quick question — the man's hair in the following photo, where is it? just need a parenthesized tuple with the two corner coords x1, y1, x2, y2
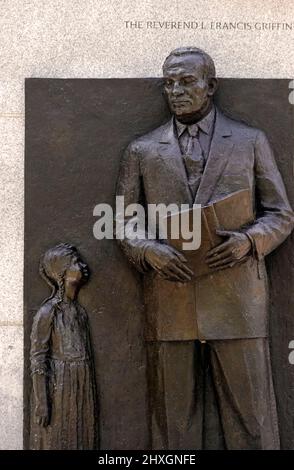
(162, 47, 216, 78)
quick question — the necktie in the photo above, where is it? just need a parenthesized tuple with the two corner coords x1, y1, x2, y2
(183, 124, 204, 199)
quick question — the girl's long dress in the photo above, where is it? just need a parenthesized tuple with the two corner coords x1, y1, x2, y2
(29, 299, 98, 450)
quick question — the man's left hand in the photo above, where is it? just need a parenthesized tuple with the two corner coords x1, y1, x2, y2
(205, 230, 252, 271)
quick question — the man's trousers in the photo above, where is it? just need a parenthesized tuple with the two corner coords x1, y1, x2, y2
(146, 338, 280, 450)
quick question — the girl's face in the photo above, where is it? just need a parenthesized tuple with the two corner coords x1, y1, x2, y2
(64, 253, 89, 285)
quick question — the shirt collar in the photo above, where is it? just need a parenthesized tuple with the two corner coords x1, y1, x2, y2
(175, 105, 215, 138)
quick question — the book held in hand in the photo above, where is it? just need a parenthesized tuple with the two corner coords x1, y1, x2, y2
(164, 189, 254, 278)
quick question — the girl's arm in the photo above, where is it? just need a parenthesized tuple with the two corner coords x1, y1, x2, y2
(30, 302, 55, 427)
(32, 373, 49, 427)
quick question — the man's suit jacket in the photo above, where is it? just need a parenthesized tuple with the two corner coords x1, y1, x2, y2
(116, 107, 294, 341)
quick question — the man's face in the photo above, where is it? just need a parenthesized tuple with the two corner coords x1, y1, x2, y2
(163, 54, 215, 119)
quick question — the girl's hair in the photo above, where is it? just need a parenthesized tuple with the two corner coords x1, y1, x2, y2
(39, 243, 79, 304)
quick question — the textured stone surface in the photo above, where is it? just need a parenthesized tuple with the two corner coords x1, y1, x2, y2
(0, 0, 294, 87)
(0, 326, 23, 449)
(1, 0, 294, 449)
(0, 117, 24, 326)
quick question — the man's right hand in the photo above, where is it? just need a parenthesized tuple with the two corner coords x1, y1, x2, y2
(144, 244, 194, 282)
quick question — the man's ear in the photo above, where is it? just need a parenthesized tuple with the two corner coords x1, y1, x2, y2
(207, 77, 219, 97)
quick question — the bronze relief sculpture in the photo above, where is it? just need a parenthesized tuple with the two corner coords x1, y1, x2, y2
(30, 243, 98, 450)
(116, 47, 294, 449)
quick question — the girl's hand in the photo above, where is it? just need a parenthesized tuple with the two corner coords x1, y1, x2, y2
(34, 402, 50, 427)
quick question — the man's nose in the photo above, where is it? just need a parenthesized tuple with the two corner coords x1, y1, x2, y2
(171, 82, 184, 96)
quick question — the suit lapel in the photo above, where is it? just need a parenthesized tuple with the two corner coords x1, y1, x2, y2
(158, 118, 194, 205)
(195, 109, 234, 206)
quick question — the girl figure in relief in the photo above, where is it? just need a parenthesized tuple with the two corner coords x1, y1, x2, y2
(30, 243, 98, 449)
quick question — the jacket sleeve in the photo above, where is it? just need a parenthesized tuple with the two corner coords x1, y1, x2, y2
(115, 141, 158, 273)
(30, 303, 55, 375)
(245, 130, 294, 260)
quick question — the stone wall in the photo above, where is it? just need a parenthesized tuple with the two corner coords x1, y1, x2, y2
(1, 0, 294, 449)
